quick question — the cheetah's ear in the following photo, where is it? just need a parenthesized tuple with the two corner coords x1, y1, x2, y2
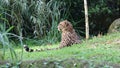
(65, 19, 68, 21)
(64, 20, 69, 26)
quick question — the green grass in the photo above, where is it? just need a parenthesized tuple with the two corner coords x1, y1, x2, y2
(1, 32, 120, 65)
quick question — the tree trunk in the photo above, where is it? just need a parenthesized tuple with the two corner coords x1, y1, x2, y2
(84, 0, 89, 39)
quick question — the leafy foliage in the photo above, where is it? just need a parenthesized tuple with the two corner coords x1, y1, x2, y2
(0, 0, 70, 45)
(0, 0, 119, 43)
(0, 12, 23, 64)
(88, 0, 119, 35)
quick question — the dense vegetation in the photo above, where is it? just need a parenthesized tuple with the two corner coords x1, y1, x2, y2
(0, 0, 120, 67)
(0, 0, 119, 41)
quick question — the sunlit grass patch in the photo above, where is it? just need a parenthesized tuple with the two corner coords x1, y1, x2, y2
(1, 33, 120, 65)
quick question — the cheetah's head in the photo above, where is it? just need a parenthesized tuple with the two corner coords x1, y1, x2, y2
(58, 20, 73, 32)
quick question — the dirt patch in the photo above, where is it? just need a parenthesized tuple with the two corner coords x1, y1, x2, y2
(0, 61, 7, 65)
(113, 39, 120, 45)
(106, 39, 120, 45)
